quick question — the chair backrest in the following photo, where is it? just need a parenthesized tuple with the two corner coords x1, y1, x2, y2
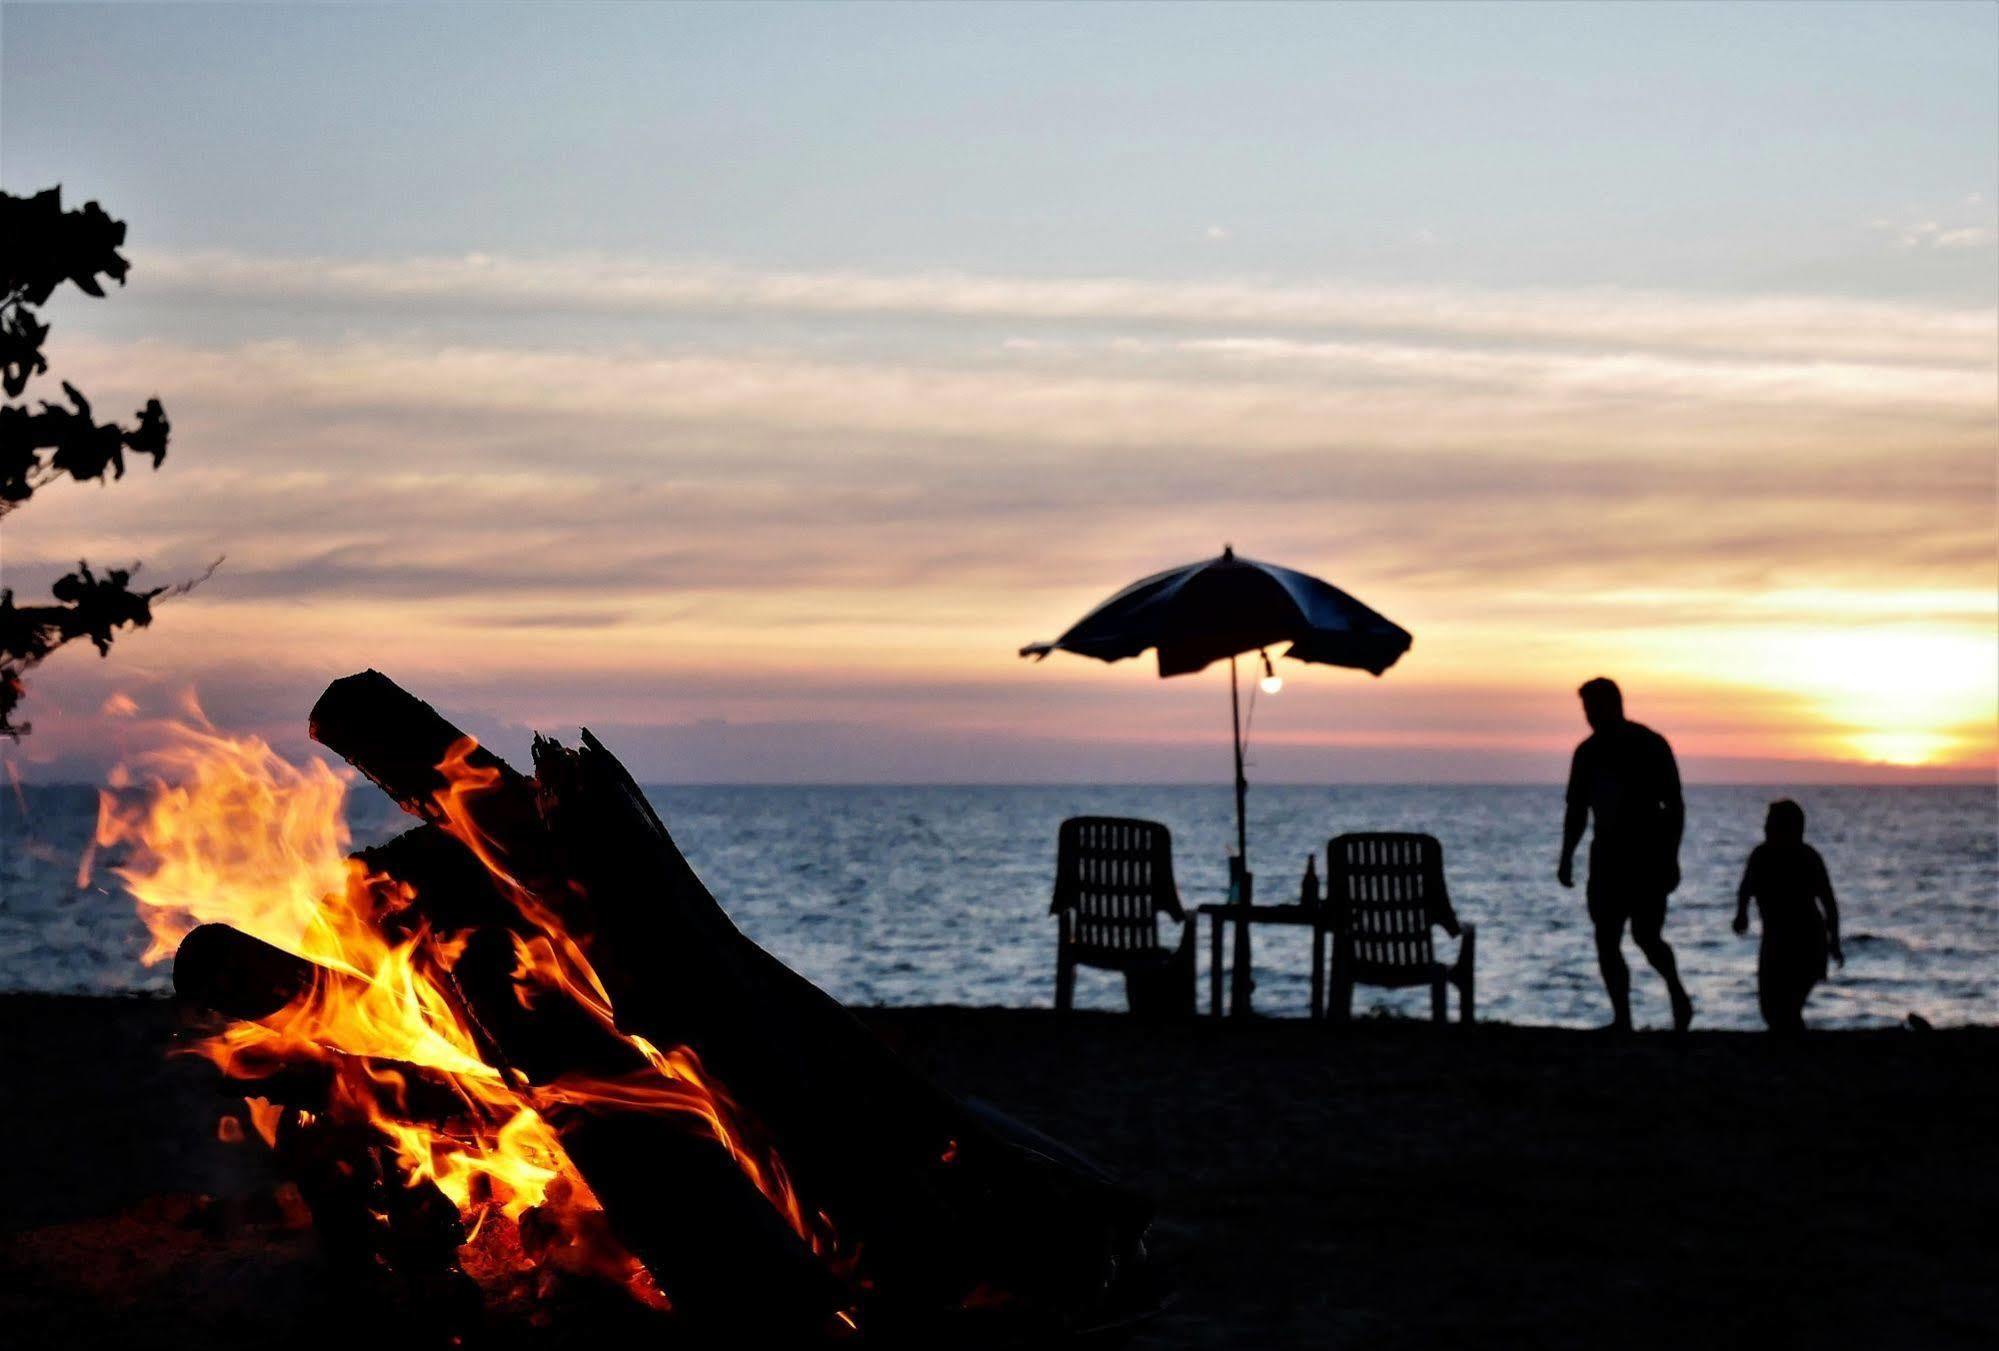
(1327, 832, 1446, 972)
(1053, 816, 1182, 955)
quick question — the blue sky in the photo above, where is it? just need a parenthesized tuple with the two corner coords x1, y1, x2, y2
(11, 2, 1994, 288)
(3, 2, 1995, 782)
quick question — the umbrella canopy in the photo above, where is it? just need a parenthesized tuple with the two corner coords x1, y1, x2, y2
(1020, 546, 1412, 678)
(1020, 546, 1412, 1017)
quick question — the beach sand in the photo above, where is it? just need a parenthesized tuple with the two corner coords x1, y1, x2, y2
(2, 995, 1992, 1348)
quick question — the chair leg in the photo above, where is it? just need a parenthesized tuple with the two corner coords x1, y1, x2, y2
(1330, 934, 1353, 1023)
(1055, 950, 1075, 1012)
(1174, 919, 1197, 1019)
(1457, 924, 1476, 1025)
(1430, 973, 1447, 1024)
(1310, 925, 1327, 1021)
(1208, 912, 1225, 1018)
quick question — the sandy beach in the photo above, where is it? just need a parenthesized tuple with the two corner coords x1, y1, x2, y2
(2, 994, 1992, 1349)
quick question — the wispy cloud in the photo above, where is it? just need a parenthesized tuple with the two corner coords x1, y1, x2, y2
(49, 333, 1996, 468)
(11, 253, 1993, 780)
(1871, 218, 1998, 252)
(135, 250, 1999, 367)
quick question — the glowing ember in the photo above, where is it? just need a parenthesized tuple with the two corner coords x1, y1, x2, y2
(92, 705, 842, 1317)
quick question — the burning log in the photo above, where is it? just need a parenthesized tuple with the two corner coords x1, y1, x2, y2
(312, 692, 853, 1335)
(173, 923, 489, 1340)
(174, 921, 482, 1125)
(175, 928, 845, 1334)
(272, 1103, 483, 1342)
(347, 883, 851, 1337)
(536, 730, 1149, 1314)
(173, 919, 319, 1020)
(356, 825, 622, 1085)
(308, 669, 1151, 1331)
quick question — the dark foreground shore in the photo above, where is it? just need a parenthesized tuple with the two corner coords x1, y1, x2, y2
(2, 995, 1992, 1349)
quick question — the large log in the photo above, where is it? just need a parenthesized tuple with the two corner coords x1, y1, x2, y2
(173, 921, 495, 1127)
(173, 921, 319, 1020)
(356, 824, 629, 1086)
(271, 1104, 483, 1342)
(304, 717, 849, 1335)
(312, 671, 562, 899)
(538, 732, 1147, 1314)
(176, 918, 845, 1335)
(308, 670, 1151, 1330)
(174, 920, 495, 1342)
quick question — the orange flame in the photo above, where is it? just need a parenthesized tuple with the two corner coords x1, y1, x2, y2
(96, 713, 845, 1317)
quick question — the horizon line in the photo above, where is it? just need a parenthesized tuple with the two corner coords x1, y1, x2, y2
(13, 777, 1993, 792)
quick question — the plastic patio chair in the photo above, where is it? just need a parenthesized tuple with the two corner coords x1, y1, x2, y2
(1325, 832, 1475, 1024)
(1052, 816, 1194, 1017)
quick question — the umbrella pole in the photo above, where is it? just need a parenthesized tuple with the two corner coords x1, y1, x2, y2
(1229, 653, 1253, 1016)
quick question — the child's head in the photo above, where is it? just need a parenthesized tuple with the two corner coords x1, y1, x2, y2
(1765, 798, 1806, 844)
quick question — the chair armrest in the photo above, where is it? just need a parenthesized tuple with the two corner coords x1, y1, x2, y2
(1453, 923, 1476, 971)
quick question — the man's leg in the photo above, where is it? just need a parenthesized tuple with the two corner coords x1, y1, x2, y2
(1592, 908, 1633, 1031)
(1631, 903, 1694, 1032)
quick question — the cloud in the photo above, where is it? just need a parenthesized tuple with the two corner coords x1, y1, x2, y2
(1170, 335, 1989, 408)
(11, 318, 1988, 622)
(132, 249, 1998, 367)
(10, 254, 1993, 780)
(1874, 218, 1997, 252)
(46, 333, 1995, 473)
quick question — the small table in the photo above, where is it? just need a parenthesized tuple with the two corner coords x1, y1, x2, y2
(1195, 902, 1334, 1019)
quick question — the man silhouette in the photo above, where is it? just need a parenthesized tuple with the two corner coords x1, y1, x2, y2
(1558, 677, 1693, 1032)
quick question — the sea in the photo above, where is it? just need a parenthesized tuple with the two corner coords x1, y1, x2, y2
(3, 783, 1992, 1030)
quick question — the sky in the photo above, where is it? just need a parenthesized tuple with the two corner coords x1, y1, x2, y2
(2, 1, 1995, 783)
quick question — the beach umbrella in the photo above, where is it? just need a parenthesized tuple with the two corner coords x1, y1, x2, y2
(1021, 545, 1412, 1013)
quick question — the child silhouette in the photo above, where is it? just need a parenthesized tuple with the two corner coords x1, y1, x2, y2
(1733, 799, 1844, 1034)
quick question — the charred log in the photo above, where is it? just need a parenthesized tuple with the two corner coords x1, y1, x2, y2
(353, 825, 617, 1085)
(312, 681, 850, 1336)
(539, 731, 1150, 1318)
(306, 670, 1151, 1330)
(272, 1106, 482, 1343)
(311, 670, 554, 889)
(174, 927, 844, 1335)
(173, 922, 481, 1126)
(173, 921, 318, 1020)
(356, 823, 519, 938)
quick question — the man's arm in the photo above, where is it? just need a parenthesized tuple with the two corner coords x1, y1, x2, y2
(1816, 850, 1843, 966)
(1558, 745, 1587, 887)
(1558, 800, 1587, 887)
(1659, 734, 1685, 892)
(1733, 852, 1755, 935)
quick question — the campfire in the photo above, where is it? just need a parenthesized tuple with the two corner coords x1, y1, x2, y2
(92, 672, 1151, 1341)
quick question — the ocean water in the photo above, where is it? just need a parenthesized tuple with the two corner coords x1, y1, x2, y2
(2, 783, 1992, 1030)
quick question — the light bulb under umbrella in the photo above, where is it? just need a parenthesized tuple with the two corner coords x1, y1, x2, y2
(1259, 649, 1283, 695)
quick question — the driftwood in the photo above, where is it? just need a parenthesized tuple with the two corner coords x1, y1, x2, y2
(307, 670, 1150, 1332)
